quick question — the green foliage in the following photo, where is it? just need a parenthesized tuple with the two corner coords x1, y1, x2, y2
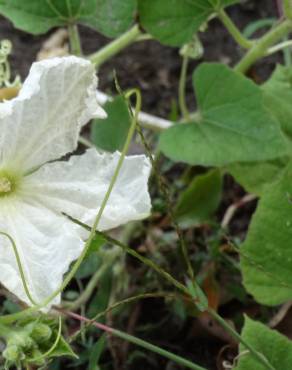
(91, 96, 131, 152)
(2, 319, 76, 369)
(174, 169, 223, 227)
(76, 253, 102, 279)
(49, 336, 77, 359)
(227, 159, 287, 196)
(0, 0, 136, 37)
(160, 63, 287, 166)
(3, 1, 292, 369)
(241, 162, 292, 305)
(226, 64, 292, 195)
(262, 64, 292, 144)
(85, 0, 137, 38)
(88, 334, 107, 370)
(86, 233, 106, 256)
(138, 0, 238, 46)
(235, 316, 292, 370)
(87, 268, 113, 319)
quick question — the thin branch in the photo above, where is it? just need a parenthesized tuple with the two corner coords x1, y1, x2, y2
(96, 90, 173, 131)
(269, 301, 292, 328)
(57, 308, 207, 370)
(221, 194, 257, 229)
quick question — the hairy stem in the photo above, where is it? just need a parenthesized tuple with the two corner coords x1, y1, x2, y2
(179, 55, 190, 119)
(68, 292, 180, 342)
(68, 24, 82, 55)
(235, 19, 292, 73)
(208, 309, 275, 370)
(0, 232, 37, 306)
(59, 309, 207, 370)
(0, 323, 11, 337)
(218, 9, 254, 49)
(90, 25, 141, 68)
(283, 0, 292, 18)
(64, 249, 121, 311)
(267, 38, 292, 54)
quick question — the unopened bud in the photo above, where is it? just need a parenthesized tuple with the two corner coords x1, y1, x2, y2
(31, 323, 52, 343)
(3, 344, 21, 362)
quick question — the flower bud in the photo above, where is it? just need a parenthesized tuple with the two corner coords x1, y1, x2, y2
(31, 323, 52, 343)
(3, 344, 22, 362)
(7, 331, 34, 351)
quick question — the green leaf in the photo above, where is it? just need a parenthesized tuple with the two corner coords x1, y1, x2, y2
(241, 162, 292, 305)
(262, 64, 292, 145)
(159, 63, 287, 166)
(186, 280, 208, 312)
(0, 0, 136, 37)
(82, 0, 137, 38)
(49, 336, 78, 359)
(88, 334, 107, 370)
(138, 0, 237, 46)
(87, 268, 112, 318)
(174, 169, 222, 227)
(76, 253, 102, 279)
(86, 234, 106, 256)
(91, 96, 131, 152)
(0, 0, 89, 34)
(227, 158, 287, 196)
(235, 316, 292, 370)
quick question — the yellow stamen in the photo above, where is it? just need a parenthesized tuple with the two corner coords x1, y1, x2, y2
(0, 177, 11, 193)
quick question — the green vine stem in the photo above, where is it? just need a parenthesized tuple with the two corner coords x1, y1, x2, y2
(0, 322, 11, 337)
(208, 309, 275, 370)
(63, 248, 121, 311)
(69, 292, 180, 342)
(267, 38, 292, 55)
(179, 54, 190, 120)
(89, 25, 141, 68)
(134, 114, 196, 285)
(0, 232, 37, 306)
(235, 19, 292, 73)
(218, 9, 254, 49)
(68, 23, 82, 56)
(59, 309, 207, 370)
(283, 0, 292, 19)
(67, 218, 191, 298)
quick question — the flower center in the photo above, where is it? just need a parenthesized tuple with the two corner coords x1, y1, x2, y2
(0, 176, 12, 195)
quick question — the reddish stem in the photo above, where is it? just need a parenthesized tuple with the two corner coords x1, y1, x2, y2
(56, 307, 114, 334)
(276, 0, 284, 17)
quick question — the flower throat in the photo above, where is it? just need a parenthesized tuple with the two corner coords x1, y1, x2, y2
(0, 176, 12, 196)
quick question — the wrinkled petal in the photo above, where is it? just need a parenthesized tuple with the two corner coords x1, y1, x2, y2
(0, 56, 106, 173)
(21, 149, 152, 231)
(0, 196, 83, 308)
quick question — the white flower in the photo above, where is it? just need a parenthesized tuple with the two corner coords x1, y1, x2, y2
(0, 56, 151, 309)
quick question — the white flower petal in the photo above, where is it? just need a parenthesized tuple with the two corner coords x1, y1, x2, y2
(22, 148, 152, 231)
(0, 197, 83, 309)
(0, 56, 106, 173)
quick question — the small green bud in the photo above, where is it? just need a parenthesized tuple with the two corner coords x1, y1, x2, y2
(28, 347, 46, 366)
(7, 331, 34, 351)
(31, 323, 52, 343)
(3, 344, 22, 362)
(179, 34, 204, 60)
